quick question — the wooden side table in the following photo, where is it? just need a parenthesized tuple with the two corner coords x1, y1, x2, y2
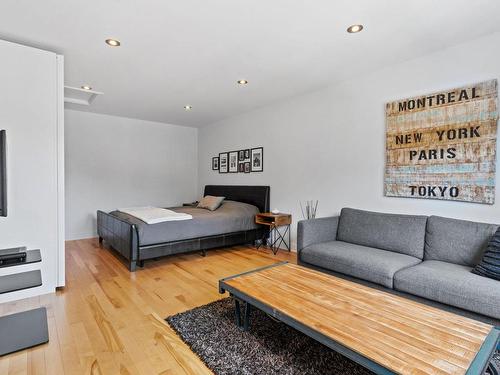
(255, 213, 292, 254)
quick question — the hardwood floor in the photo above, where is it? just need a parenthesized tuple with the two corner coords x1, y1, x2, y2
(0, 239, 295, 375)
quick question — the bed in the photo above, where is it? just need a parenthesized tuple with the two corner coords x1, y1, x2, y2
(97, 185, 270, 271)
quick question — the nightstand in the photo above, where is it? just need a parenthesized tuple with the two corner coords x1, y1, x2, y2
(255, 213, 292, 254)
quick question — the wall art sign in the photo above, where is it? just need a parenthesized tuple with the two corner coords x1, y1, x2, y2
(385, 79, 498, 204)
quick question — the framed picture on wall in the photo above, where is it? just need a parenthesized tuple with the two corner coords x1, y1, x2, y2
(219, 153, 228, 173)
(212, 157, 219, 170)
(244, 162, 251, 173)
(250, 147, 264, 172)
(238, 162, 245, 172)
(229, 151, 238, 173)
(239, 149, 249, 161)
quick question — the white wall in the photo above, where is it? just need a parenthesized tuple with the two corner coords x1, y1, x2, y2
(65, 110, 198, 239)
(0, 40, 64, 302)
(198, 32, 500, 247)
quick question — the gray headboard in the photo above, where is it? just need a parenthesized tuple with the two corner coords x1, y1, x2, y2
(203, 185, 270, 213)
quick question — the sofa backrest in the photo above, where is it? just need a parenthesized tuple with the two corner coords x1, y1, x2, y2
(424, 216, 499, 266)
(337, 208, 427, 259)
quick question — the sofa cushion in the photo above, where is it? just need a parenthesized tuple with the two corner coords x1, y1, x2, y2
(472, 227, 500, 281)
(337, 208, 427, 259)
(300, 240, 421, 288)
(424, 216, 499, 266)
(394, 260, 500, 320)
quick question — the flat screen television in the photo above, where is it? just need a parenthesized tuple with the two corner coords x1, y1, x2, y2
(0, 130, 6, 217)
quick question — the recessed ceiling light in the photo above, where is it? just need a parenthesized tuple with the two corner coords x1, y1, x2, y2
(237, 79, 248, 85)
(347, 24, 363, 33)
(184, 105, 192, 111)
(105, 38, 121, 47)
(81, 85, 92, 91)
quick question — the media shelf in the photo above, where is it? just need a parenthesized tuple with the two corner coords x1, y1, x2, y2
(0, 247, 48, 356)
(0, 270, 42, 294)
(0, 249, 41, 268)
(0, 308, 48, 355)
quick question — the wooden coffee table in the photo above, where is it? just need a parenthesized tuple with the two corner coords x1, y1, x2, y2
(219, 262, 500, 375)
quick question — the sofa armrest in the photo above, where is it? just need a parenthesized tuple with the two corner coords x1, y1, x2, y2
(297, 216, 339, 252)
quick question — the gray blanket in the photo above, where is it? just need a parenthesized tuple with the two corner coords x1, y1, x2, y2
(110, 200, 259, 246)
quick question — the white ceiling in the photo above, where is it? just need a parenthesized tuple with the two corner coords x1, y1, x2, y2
(1, 1, 500, 127)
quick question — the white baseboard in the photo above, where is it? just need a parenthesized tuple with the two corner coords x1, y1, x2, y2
(65, 232, 97, 241)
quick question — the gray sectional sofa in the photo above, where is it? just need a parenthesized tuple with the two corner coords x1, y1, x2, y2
(297, 208, 500, 325)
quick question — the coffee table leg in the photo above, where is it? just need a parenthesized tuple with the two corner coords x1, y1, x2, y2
(232, 297, 252, 331)
(243, 303, 252, 331)
(234, 298, 242, 327)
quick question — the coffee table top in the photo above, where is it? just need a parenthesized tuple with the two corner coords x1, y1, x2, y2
(220, 262, 497, 375)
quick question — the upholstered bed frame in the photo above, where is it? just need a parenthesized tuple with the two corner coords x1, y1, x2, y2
(97, 185, 270, 271)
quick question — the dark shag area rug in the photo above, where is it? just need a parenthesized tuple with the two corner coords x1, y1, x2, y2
(167, 298, 500, 375)
(166, 298, 372, 375)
